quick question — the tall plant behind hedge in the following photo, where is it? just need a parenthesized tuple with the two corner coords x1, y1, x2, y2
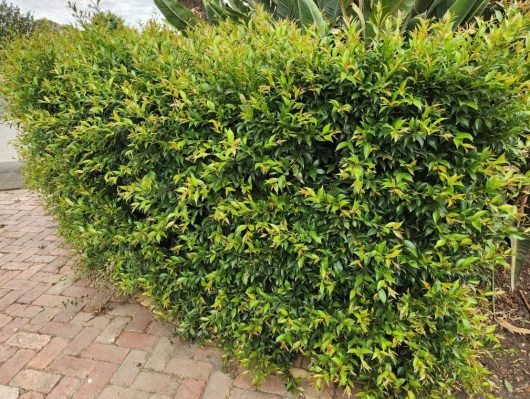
(0, 1, 35, 48)
(1, 8, 529, 398)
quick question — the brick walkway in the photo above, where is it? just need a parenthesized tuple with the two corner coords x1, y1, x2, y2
(0, 190, 348, 399)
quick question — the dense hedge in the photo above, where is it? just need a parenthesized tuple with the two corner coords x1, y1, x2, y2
(1, 9, 529, 398)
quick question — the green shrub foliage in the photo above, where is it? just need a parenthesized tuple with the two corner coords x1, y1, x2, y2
(1, 9, 529, 398)
(0, 1, 34, 48)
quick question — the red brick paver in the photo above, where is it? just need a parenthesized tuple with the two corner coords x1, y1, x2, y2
(0, 190, 348, 398)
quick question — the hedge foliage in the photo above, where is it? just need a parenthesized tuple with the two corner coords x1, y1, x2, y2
(1, 8, 529, 398)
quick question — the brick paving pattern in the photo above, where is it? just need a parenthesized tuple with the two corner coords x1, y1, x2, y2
(0, 190, 352, 398)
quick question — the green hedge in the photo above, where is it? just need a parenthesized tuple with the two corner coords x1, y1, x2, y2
(1, 9, 529, 398)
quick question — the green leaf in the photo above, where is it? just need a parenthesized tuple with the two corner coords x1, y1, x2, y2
(504, 378, 513, 393)
(273, 0, 299, 19)
(379, 0, 415, 18)
(251, 0, 275, 13)
(154, 0, 200, 31)
(225, 0, 249, 13)
(315, 0, 340, 21)
(203, 0, 226, 24)
(297, 0, 326, 30)
(448, 0, 489, 29)
(378, 289, 387, 303)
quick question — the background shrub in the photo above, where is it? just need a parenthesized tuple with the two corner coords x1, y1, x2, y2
(0, 0, 34, 48)
(0, 1, 64, 54)
(1, 9, 529, 398)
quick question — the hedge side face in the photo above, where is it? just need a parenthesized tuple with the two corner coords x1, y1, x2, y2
(1, 11, 529, 398)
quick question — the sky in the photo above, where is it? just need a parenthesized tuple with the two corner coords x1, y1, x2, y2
(11, 0, 159, 25)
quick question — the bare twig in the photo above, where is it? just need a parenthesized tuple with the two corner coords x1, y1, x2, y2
(491, 267, 497, 320)
(519, 290, 530, 315)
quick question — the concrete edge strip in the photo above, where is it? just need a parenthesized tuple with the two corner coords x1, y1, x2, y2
(0, 161, 23, 191)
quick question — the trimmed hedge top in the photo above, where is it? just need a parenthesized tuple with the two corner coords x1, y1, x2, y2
(1, 8, 529, 398)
